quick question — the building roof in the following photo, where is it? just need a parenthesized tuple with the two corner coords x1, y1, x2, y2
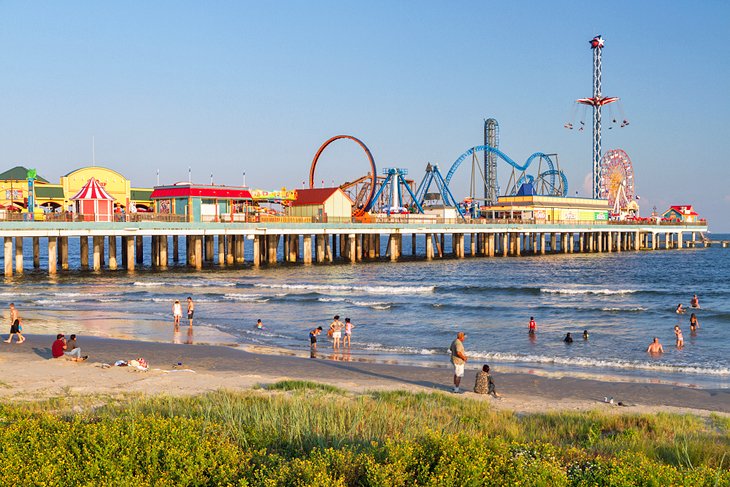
(71, 178, 115, 201)
(35, 185, 65, 199)
(131, 188, 153, 200)
(666, 205, 699, 216)
(150, 183, 252, 200)
(290, 187, 352, 207)
(0, 166, 50, 183)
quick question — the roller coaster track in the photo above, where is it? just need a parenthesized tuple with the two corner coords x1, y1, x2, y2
(445, 145, 568, 197)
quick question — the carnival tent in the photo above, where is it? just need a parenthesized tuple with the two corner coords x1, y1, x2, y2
(71, 177, 115, 222)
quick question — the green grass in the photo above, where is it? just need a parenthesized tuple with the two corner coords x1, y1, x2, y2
(0, 381, 728, 485)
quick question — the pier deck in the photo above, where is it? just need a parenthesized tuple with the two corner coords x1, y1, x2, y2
(0, 220, 710, 276)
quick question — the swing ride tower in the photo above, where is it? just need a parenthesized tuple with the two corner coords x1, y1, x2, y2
(577, 35, 619, 200)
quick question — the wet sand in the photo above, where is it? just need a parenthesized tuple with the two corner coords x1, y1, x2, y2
(1, 334, 728, 415)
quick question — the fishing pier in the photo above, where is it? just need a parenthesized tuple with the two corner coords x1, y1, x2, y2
(0, 219, 709, 276)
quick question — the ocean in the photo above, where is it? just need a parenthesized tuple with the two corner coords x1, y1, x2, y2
(3, 232, 728, 389)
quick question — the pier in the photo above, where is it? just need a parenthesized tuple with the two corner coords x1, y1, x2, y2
(0, 220, 709, 276)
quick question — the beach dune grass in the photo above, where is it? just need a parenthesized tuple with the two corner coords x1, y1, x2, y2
(0, 384, 727, 484)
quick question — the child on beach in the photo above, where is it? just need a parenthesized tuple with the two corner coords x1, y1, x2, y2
(674, 325, 684, 349)
(309, 326, 322, 350)
(329, 315, 344, 350)
(343, 318, 354, 348)
(256, 319, 264, 330)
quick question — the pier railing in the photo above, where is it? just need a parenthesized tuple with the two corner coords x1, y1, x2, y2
(0, 210, 709, 227)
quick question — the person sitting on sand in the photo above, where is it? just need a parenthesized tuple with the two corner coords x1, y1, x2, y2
(674, 325, 684, 349)
(690, 294, 700, 309)
(51, 334, 87, 362)
(689, 313, 699, 332)
(563, 332, 573, 343)
(647, 337, 664, 355)
(676, 303, 685, 314)
(473, 364, 501, 398)
(528, 317, 537, 335)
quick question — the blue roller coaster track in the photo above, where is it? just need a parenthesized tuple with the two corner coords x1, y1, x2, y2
(445, 145, 568, 197)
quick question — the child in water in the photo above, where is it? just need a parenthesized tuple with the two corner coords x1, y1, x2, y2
(256, 319, 264, 330)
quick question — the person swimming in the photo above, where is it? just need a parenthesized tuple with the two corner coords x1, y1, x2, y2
(563, 332, 573, 343)
(676, 303, 686, 314)
(582, 329, 589, 340)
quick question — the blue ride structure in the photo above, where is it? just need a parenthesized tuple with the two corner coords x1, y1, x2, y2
(414, 163, 466, 220)
(444, 145, 568, 198)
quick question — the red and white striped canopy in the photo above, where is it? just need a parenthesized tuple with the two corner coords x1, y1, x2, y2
(70, 177, 115, 201)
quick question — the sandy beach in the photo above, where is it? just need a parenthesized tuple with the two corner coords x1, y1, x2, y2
(0, 334, 727, 416)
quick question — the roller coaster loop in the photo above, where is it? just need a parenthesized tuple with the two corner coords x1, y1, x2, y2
(445, 145, 568, 197)
(309, 135, 377, 217)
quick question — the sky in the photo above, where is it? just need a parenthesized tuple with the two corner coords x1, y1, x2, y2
(1, 1, 728, 231)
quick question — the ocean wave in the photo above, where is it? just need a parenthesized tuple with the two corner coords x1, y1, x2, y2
(360, 343, 441, 355)
(223, 293, 270, 303)
(34, 299, 77, 305)
(255, 283, 435, 295)
(317, 297, 392, 310)
(318, 297, 347, 303)
(133, 281, 165, 287)
(465, 351, 730, 376)
(600, 307, 647, 312)
(455, 285, 541, 296)
(541, 288, 638, 295)
(186, 280, 237, 288)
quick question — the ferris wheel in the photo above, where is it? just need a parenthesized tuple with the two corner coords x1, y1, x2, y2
(600, 149, 635, 213)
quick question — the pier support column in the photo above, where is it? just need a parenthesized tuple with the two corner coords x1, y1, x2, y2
(173, 236, 179, 263)
(125, 236, 135, 271)
(225, 236, 233, 265)
(151, 236, 159, 268)
(236, 236, 246, 264)
(425, 233, 434, 260)
(578, 234, 584, 253)
(540, 233, 546, 255)
(14, 237, 23, 274)
(607, 232, 613, 252)
(92, 236, 102, 271)
(194, 236, 203, 269)
(60, 237, 69, 270)
(79, 237, 89, 269)
(204, 235, 214, 262)
(488, 234, 495, 257)
(470, 233, 476, 256)
(108, 236, 118, 270)
(348, 234, 356, 263)
(411, 234, 417, 256)
(665, 232, 671, 250)
(315, 235, 324, 263)
(160, 236, 168, 269)
(217, 235, 225, 265)
(48, 237, 57, 274)
(135, 236, 143, 265)
(4, 237, 12, 276)
(253, 236, 261, 266)
(634, 231, 640, 250)
(515, 233, 522, 256)
(560, 233, 567, 253)
(677, 232, 683, 249)
(33, 237, 40, 268)
(548, 233, 555, 253)
(267, 235, 278, 264)
(389, 234, 399, 262)
(652, 233, 658, 250)
(502, 234, 508, 257)
(303, 235, 313, 264)
(356, 235, 363, 261)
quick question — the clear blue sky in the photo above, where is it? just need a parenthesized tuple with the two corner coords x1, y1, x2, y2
(1, 1, 728, 230)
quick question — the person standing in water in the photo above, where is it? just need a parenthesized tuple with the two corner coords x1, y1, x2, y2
(647, 337, 664, 355)
(528, 317, 537, 335)
(329, 315, 344, 350)
(689, 313, 700, 332)
(186, 297, 195, 327)
(690, 294, 700, 309)
(172, 300, 182, 329)
(343, 318, 355, 348)
(674, 325, 684, 349)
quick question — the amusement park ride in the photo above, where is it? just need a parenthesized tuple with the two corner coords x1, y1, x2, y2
(305, 35, 636, 221)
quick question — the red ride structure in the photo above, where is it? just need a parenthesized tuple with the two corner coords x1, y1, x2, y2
(308, 135, 377, 217)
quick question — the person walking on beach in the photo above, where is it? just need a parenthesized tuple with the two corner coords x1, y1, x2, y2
(528, 317, 537, 335)
(4, 303, 25, 344)
(343, 318, 354, 348)
(474, 364, 500, 398)
(449, 332, 467, 393)
(172, 300, 182, 329)
(647, 337, 664, 355)
(674, 325, 684, 349)
(329, 315, 344, 350)
(186, 297, 195, 327)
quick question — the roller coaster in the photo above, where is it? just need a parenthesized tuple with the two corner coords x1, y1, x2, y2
(444, 145, 568, 200)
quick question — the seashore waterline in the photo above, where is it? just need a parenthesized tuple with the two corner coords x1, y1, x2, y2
(2, 233, 728, 389)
